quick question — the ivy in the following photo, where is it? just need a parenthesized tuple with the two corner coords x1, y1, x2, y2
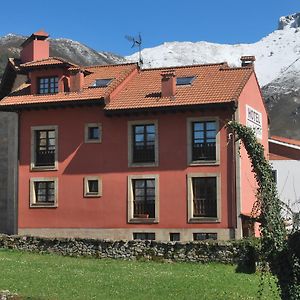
(227, 121, 300, 299)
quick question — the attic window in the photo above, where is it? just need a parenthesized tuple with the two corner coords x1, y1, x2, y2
(90, 78, 113, 88)
(176, 76, 196, 86)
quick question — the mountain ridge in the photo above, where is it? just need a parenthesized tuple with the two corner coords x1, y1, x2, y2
(126, 13, 300, 139)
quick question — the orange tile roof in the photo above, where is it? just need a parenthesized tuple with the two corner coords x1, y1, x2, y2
(270, 136, 300, 147)
(105, 63, 253, 111)
(0, 63, 138, 106)
(20, 57, 78, 68)
(0, 60, 254, 110)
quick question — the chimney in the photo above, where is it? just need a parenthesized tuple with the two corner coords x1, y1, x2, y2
(161, 70, 176, 98)
(20, 30, 49, 63)
(240, 56, 256, 67)
(69, 69, 84, 92)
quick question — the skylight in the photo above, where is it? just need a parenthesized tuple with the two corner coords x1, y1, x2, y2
(90, 78, 113, 88)
(176, 76, 196, 86)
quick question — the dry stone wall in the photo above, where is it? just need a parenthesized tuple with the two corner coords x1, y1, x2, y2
(0, 234, 257, 266)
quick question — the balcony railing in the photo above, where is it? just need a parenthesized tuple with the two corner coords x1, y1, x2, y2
(193, 198, 217, 218)
(36, 149, 55, 166)
(192, 142, 216, 161)
(133, 145, 155, 163)
(134, 200, 155, 218)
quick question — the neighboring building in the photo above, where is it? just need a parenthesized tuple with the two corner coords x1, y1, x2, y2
(0, 31, 268, 241)
(269, 136, 300, 226)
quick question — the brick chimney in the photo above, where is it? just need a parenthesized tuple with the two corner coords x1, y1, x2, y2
(240, 56, 256, 67)
(69, 69, 84, 92)
(20, 30, 50, 63)
(161, 70, 176, 98)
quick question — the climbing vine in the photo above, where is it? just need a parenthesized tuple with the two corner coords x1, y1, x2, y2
(227, 121, 300, 300)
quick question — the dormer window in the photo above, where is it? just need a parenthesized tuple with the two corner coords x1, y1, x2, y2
(90, 78, 113, 88)
(176, 76, 196, 86)
(38, 77, 59, 94)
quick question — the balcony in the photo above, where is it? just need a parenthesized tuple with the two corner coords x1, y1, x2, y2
(192, 142, 216, 161)
(193, 198, 217, 218)
(35, 149, 55, 166)
(133, 145, 155, 163)
(134, 200, 155, 218)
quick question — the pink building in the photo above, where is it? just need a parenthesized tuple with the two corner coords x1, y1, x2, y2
(0, 32, 268, 241)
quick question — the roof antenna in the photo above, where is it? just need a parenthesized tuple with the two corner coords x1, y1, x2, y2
(125, 33, 143, 67)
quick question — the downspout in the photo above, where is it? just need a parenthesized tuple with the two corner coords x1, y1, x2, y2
(233, 104, 243, 239)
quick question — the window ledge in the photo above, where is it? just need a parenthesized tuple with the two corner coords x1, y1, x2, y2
(128, 218, 158, 224)
(31, 166, 58, 172)
(189, 160, 220, 166)
(188, 217, 220, 224)
(84, 194, 101, 198)
(85, 139, 101, 144)
(129, 162, 159, 168)
(30, 204, 57, 208)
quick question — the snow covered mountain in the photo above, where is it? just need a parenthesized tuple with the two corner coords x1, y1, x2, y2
(127, 13, 300, 87)
(0, 34, 125, 78)
(126, 13, 300, 139)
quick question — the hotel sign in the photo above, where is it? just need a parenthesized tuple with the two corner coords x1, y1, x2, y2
(246, 105, 262, 139)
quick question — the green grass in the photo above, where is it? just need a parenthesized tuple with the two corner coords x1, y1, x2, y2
(0, 249, 279, 300)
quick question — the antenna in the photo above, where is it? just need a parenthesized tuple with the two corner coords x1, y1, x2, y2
(125, 33, 143, 66)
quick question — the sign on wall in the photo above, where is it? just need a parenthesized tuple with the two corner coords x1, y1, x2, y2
(246, 105, 262, 139)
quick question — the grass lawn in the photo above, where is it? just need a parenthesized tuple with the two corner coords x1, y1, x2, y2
(0, 249, 279, 300)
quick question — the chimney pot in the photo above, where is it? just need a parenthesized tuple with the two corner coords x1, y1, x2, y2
(240, 56, 256, 67)
(161, 70, 176, 98)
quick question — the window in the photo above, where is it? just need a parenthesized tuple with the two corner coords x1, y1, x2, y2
(90, 78, 113, 87)
(193, 233, 217, 241)
(38, 77, 59, 94)
(84, 177, 102, 197)
(187, 173, 220, 222)
(85, 123, 102, 143)
(128, 175, 159, 223)
(170, 233, 180, 241)
(31, 126, 58, 170)
(133, 232, 155, 240)
(192, 177, 217, 218)
(128, 120, 158, 167)
(176, 76, 196, 86)
(187, 118, 219, 165)
(30, 178, 58, 207)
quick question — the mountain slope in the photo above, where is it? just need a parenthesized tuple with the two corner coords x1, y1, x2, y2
(127, 13, 300, 139)
(0, 34, 125, 78)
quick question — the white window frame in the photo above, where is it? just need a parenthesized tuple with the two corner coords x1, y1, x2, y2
(127, 174, 159, 224)
(187, 173, 221, 223)
(187, 117, 220, 166)
(30, 177, 58, 208)
(128, 120, 159, 167)
(31, 125, 58, 171)
(84, 123, 102, 143)
(84, 176, 102, 198)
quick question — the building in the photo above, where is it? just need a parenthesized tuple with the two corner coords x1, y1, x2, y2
(0, 31, 268, 241)
(269, 136, 300, 227)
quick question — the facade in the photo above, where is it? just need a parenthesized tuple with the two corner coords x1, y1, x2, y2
(269, 136, 300, 225)
(0, 31, 268, 241)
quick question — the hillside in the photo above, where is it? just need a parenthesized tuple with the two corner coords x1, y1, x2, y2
(0, 34, 125, 78)
(127, 13, 300, 139)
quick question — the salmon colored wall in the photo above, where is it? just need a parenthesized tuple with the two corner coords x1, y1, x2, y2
(238, 73, 269, 216)
(18, 106, 236, 230)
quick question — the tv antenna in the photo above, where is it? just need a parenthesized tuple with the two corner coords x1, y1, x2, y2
(125, 33, 143, 66)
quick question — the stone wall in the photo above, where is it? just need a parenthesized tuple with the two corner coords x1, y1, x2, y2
(0, 112, 18, 235)
(0, 234, 258, 266)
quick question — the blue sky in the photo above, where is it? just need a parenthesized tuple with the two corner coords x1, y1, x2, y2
(0, 0, 299, 56)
